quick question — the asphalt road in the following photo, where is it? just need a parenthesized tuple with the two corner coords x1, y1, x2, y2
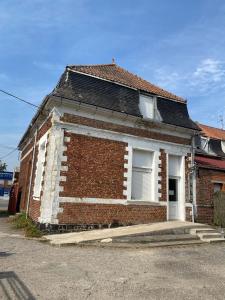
(1, 217, 225, 300)
(0, 198, 8, 211)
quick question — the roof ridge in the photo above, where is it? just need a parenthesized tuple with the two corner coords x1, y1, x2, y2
(68, 63, 116, 68)
(198, 123, 225, 132)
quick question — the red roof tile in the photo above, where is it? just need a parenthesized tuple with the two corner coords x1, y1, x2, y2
(198, 123, 225, 140)
(195, 155, 225, 170)
(67, 63, 185, 103)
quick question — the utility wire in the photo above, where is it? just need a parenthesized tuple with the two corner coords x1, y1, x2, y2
(0, 144, 17, 150)
(0, 148, 18, 160)
(0, 89, 39, 108)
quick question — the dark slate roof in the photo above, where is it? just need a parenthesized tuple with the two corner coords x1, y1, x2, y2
(52, 69, 199, 130)
(157, 97, 199, 130)
(54, 70, 141, 117)
(209, 139, 225, 157)
(68, 63, 185, 103)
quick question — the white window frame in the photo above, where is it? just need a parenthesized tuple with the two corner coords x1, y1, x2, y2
(131, 149, 154, 201)
(33, 134, 47, 199)
(139, 94, 155, 120)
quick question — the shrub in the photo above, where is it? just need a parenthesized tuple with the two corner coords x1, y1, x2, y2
(11, 213, 42, 238)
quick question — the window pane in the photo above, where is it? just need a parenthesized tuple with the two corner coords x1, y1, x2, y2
(132, 149, 153, 168)
(139, 95, 154, 119)
(132, 169, 151, 200)
(214, 183, 222, 193)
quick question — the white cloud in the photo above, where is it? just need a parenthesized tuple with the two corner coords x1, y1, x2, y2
(193, 58, 224, 80)
(151, 58, 225, 97)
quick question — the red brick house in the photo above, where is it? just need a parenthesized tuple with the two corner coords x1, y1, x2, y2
(18, 63, 199, 232)
(194, 123, 225, 224)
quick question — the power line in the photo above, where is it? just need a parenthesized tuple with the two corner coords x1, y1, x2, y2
(0, 89, 39, 108)
(0, 144, 17, 150)
(0, 148, 18, 160)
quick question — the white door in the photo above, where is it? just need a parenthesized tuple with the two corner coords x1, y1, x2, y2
(169, 178, 179, 220)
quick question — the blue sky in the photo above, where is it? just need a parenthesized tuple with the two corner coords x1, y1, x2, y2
(1, 0, 225, 170)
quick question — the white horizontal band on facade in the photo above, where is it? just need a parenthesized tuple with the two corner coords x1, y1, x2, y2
(55, 120, 191, 154)
(57, 104, 192, 139)
(58, 197, 168, 206)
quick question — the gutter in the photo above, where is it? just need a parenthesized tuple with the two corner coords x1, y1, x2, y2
(18, 95, 50, 149)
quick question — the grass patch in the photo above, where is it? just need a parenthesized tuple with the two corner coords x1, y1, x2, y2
(11, 213, 42, 238)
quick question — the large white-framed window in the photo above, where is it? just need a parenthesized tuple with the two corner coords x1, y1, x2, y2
(131, 149, 153, 201)
(139, 94, 154, 120)
(33, 135, 47, 199)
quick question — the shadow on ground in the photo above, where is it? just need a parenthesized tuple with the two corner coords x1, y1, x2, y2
(0, 271, 35, 299)
(0, 252, 14, 258)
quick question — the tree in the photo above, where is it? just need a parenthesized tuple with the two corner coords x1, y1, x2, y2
(0, 160, 7, 172)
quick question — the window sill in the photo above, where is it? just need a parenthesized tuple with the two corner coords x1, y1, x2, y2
(127, 200, 163, 206)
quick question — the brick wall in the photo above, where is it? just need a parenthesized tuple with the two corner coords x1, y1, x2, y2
(196, 167, 225, 224)
(61, 113, 191, 145)
(18, 116, 52, 221)
(28, 199, 41, 222)
(58, 203, 166, 225)
(60, 132, 127, 199)
(18, 150, 33, 211)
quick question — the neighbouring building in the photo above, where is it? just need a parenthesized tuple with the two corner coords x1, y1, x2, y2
(194, 123, 225, 224)
(0, 171, 13, 199)
(18, 63, 199, 232)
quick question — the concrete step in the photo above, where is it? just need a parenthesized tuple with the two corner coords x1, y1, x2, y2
(198, 232, 224, 239)
(202, 237, 225, 243)
(189, 226, 225, 243)
(84, 239, 205, 249)
(190, 228, 214, 235)
(111, 234, 200, 244)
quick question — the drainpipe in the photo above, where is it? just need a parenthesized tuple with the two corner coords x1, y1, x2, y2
(26, 128, 38, 218)
(191, 134, 197, 223)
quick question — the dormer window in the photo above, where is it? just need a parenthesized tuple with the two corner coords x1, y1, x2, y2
(139, 95, 154, 120)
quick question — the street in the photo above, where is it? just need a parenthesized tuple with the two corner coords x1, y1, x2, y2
(1, 217, 225, 300)
(0, 198, 8, 211)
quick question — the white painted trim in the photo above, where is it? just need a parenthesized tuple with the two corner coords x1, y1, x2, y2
(33, 132, 48, 199)
(211, 180, 225, 184)
(57, 105, 193, 139)
(126, 146, 132, 200)
(20, 147, 33, 162)
(55, 121, 191, 153)
(58, 197, 167, 206)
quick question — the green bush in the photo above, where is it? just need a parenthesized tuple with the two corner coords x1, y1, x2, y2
(11, 213, 42, 238)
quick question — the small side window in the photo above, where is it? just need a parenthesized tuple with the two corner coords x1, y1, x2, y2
(139, 95, 154, 119)
(214, 183, 222, 193)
